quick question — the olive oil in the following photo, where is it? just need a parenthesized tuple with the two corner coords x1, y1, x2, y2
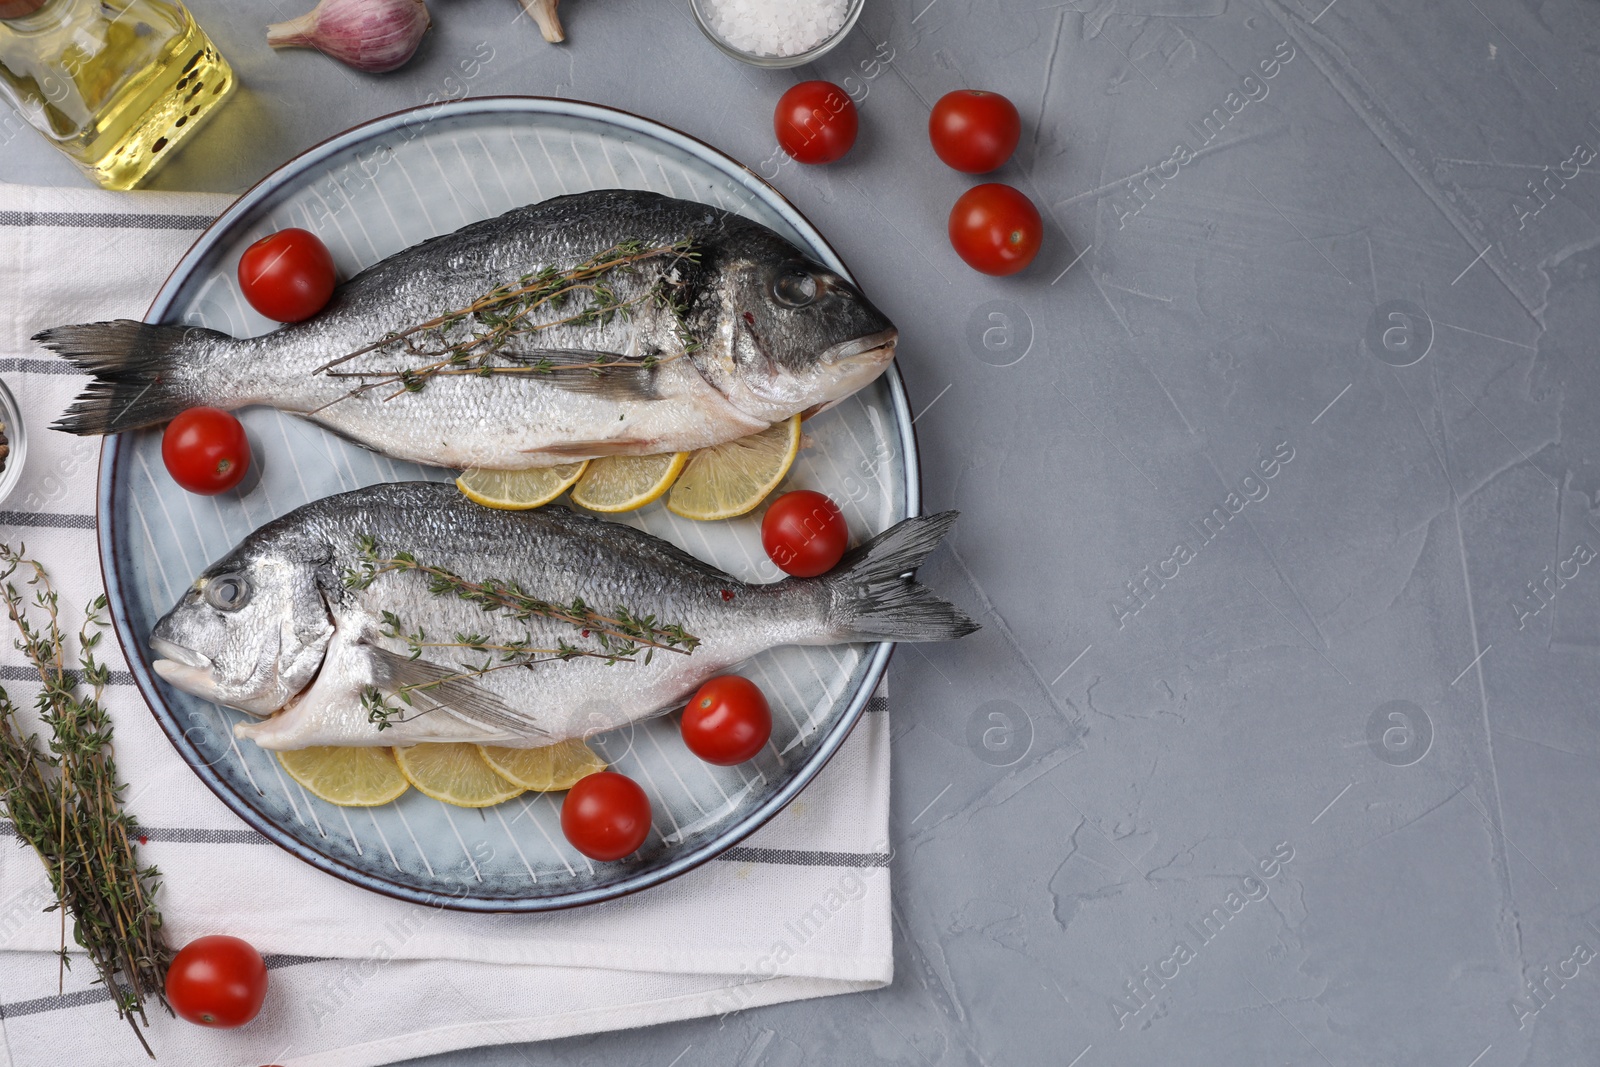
(0, 0, 233, 190)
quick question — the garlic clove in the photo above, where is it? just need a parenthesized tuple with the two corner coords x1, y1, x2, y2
(267, 0, 432, 75)
(516, 0, 564, 44)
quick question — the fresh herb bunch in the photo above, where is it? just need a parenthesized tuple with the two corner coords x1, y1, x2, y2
(0, 547, 169, 1057)
(345, 536, 699, 730)
(313, 238, 701, 406)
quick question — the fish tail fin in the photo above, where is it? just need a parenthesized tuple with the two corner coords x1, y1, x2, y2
(824, 511, 980, 643)
(36, 319, 224, 435)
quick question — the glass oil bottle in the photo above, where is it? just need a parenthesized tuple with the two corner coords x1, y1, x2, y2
(0, 0, 234, 190)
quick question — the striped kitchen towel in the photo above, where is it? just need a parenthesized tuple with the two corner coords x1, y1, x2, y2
(0, 181, 892, 1067)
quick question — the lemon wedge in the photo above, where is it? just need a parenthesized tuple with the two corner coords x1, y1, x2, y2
(456, 462, 588, 510)
(570, 452, 689, 513)
(477, 739, 606, 791)
(667, 414, 802, 521)
(392, 742, 525, 808)
(276, 746, 410, 807)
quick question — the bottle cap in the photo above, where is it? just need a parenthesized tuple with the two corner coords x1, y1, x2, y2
(0, 0, 49, 18)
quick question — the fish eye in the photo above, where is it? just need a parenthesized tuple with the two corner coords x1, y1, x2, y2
(204, 573, 251, 612)
(772, 268, 819, 309)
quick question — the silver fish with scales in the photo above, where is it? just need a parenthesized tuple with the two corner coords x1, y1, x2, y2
(40, 190, 898, 469)
(147, 482, 978, 750)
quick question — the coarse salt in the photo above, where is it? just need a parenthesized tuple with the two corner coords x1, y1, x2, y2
(701, 0, 851, 58)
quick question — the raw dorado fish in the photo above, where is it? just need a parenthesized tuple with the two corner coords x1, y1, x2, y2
(147, 482, 977, 750)
(41, 190, 898, 469)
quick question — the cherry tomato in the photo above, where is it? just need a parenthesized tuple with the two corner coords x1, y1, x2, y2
(774, 81, 858, 165)
(682, 675, 772, 766)
(929, 90, 1021, 173)
(165, 934, 268, 1028)
(948, 184, 1043, 276)
(162, 407, 251, 495)
(761, 490, 848, 577)
(237, 227, 336, 323)
(561, 771, 652, 861)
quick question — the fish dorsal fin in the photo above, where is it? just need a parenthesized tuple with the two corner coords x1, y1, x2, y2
(501, 349, 660, 400)
(365, 644, 554, 741)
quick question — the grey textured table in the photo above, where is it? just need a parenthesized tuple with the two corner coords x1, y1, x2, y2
(7, 0, 1600, 1064)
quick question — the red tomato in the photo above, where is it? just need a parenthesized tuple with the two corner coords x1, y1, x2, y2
(774, 81, 858, 165)
(682, 675, 772, 766)
(165, 934, 268, 1028)
(929, 90, 1021, 173)
(237, 228, 336, 322)
(561, 771, 652, 861)
(948, 184, 1043, 276)
(162, 407, 251, 495)
(761, 490, 848, 577)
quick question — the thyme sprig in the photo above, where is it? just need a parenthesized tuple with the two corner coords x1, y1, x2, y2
(345, 536, 699, 658)
(0, 548, 168, 1058)
(343, 537, 699, 730)
(311, 238, 700, 407)
(361, 687, 406, 731)
(376, 610, 628, 665)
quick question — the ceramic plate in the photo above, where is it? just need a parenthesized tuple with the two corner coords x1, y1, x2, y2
(97, 97, 915, 911)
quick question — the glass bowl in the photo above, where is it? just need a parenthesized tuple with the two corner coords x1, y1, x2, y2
(0, 377, 27, 507)
(689, 0, 866, 68)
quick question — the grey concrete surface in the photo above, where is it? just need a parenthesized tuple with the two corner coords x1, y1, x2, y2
(8, 0, 1600, 1063)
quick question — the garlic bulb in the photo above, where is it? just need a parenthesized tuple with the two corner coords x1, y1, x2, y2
(267, 0, 432, 75)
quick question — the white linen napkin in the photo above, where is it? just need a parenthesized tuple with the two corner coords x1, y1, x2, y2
(0, 181, 892, 1067)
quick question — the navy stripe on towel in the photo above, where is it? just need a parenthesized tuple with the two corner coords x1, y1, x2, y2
(0, 210, 212, 230)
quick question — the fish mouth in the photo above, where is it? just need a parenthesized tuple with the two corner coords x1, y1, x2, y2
(151, 636, 212, 670)
(150, 657, 230, 712)
(821, 328, 898, 367)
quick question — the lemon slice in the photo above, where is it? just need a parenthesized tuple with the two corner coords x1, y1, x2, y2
(667, 414, 803, 521)
(477, 739, 606, 791)
(570, 452, 689, 513)
(276, 746, 410, 807)
(456, 462, 588, 510)
(392, 742, 525, 808)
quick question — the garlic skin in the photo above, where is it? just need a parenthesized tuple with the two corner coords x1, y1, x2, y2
(267, 0, 432, 75)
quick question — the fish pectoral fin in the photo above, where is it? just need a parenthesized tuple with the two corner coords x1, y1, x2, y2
(533, 438, 655, 458)
(503, 348, 660, 401)
(366, 645, 553, 741)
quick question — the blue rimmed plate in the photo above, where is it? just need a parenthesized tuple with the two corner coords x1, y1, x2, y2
(97, 97, 916, 911)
